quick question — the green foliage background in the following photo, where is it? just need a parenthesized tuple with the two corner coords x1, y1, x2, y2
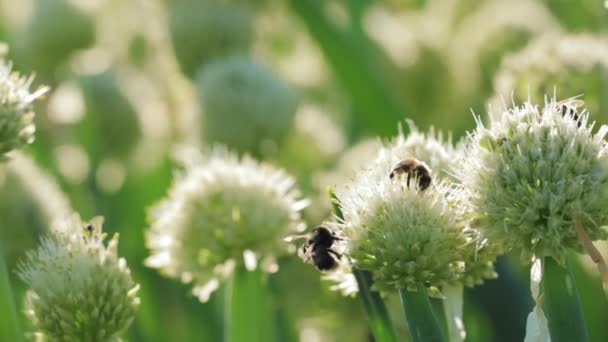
(0, 0, 607, 341)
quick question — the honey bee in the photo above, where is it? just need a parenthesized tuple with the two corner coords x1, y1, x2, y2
(389, 158, 432, 191)
(555, 97, 585, 127)
(298, 226, 343, 271)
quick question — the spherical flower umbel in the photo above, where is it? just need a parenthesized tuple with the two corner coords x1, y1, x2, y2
(0, 60, 48, 159)
(17, 214, 140, 342)
(335, 147, 472, 295)
(459, 97, 608, 262)
(145, 147, 308, 302)
(197, 57, 297, 156)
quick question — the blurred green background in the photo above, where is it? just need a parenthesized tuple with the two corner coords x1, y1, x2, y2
(0, 0, 607, 341)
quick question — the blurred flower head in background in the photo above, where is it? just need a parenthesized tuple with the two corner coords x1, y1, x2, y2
(197, 56, 298, 157)
(169, 0, 253, 78)
(18, 0, 95, 76)
(17, 214, 140, 342)
(145, 146, 308, 302)
(490, 33, 608, 120)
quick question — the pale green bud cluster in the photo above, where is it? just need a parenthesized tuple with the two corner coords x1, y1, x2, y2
(0, 60, 48, 159)
(335, 147, 473, 296)
(459, 97, 608, 262)
(17, 215, 140, 342)
(145, 147, 307, 302)
(197, 56, 297, 156)
(491, 33, 608, 118)
(169, 0, 253, 77)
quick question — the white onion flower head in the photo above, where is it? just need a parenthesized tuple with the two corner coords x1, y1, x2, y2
(490, 33, 608, 119)
(335, 147, 470, 295)
(0, 60, 48, 159)
(197, 56, 297, 156)
(323, 125, 496, 295)
(146, 147, 308, 302)
(459, 97, 608, 262)
(17, 214, 140, 342)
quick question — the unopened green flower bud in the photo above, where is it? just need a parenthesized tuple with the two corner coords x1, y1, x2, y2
(18, 214, 140, 342)
(197, 56, 297, 156)
(145, 147, 307, 302)
(460, 97, 608, 262)
(169, 0, 252, 77)
(0, 60, 48, 159)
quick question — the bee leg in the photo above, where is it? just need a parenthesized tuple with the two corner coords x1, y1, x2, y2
(328, 249, 342, 260)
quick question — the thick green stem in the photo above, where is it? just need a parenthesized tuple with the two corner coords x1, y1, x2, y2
(0, 242, 21, 342)
(543, 256, 589, 342)
(225, 265, 272, 342)
(353, 269, 398, 342)
(329, 189, 396, 341)
(399, 287, 446, 342)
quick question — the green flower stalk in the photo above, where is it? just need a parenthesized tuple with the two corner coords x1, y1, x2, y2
(0, 60, 48, 160)
(196, 57, 298, 156)
(17, 214, 140, 342)
(145, 146, 308, 302)
(490, 33, 608, 119)
(169, 0, 253, 77)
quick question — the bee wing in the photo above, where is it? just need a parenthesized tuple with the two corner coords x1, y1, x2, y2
(283, 233, 308, 243)
(556, 96, 585, 108)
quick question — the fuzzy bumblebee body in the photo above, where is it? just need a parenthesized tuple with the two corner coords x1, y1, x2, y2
(299, 226, 342, 271)
(389, 158, 432, 191)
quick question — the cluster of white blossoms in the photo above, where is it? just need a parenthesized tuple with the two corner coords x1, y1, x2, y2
(0, 59, 48, 159)
(331, 127, 497, 295)
(320, 123, 497, 295)
(17, 214, 140, 342)
(459, 97, 608, 262)
(145, 147, 308, 302)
